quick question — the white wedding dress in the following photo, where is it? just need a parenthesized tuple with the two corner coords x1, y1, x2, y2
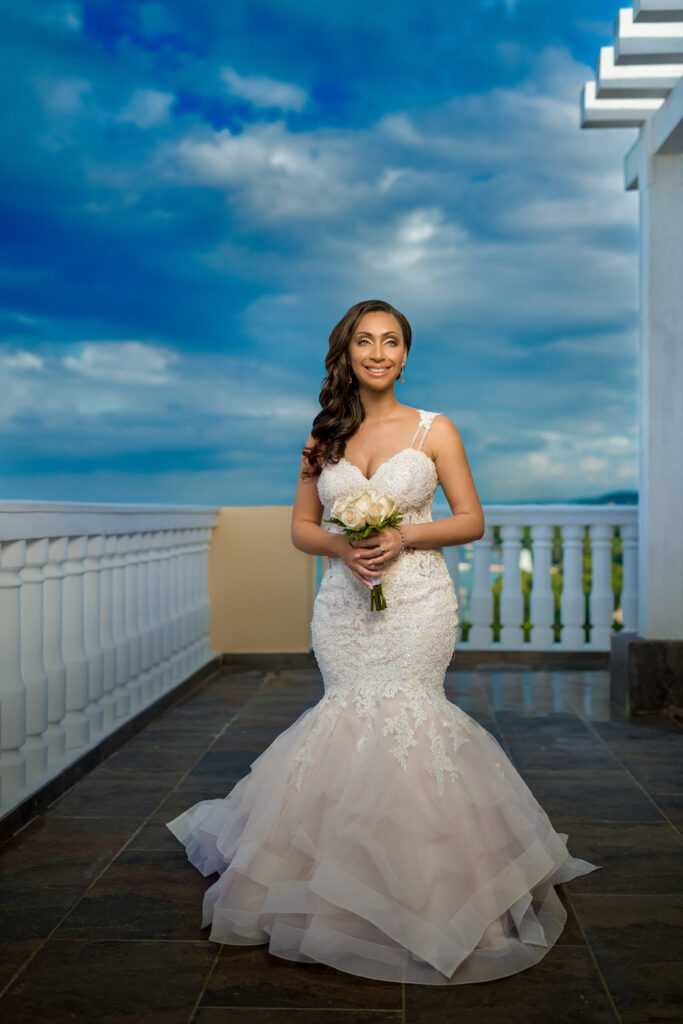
(166, 409, 600, 985)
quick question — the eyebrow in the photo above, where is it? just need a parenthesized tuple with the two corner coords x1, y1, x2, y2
(355, 330, 399, 337)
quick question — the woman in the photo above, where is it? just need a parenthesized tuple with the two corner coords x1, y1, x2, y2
(167, 298, 600, 985)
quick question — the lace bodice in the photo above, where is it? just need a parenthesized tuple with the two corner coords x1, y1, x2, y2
(316, 409, 440, 528)
(300, 410, 483, 796)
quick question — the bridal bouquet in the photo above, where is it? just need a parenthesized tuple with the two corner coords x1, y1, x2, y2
(324, 489, 404, 611)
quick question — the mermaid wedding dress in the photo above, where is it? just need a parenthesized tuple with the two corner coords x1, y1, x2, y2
(166, 409, 600, 985)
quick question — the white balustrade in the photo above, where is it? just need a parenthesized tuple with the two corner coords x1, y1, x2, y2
(0, 501, 219, 818)
(430, 503, 637, 651)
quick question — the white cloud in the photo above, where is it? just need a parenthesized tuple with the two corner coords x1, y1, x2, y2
(35, 76, 91, 114)
(1, 350, 44, 370)
(220, 66, 307, 111)
(63, 341, 178, 384)
(118, 89, 174, 128)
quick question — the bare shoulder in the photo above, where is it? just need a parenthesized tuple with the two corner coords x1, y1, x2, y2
(428, 413, 465, 457)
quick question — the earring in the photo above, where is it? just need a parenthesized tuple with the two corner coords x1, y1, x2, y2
(400, 365, 405, 386)
(348, 373, 353, 384)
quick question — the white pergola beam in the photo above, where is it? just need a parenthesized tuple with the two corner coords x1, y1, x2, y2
(614, 7, 683, 63)
(597, 45, 683, 96)
(581, 80, 664, 127)
(651, 72, 683, 149)
(633, 0, 683, 23)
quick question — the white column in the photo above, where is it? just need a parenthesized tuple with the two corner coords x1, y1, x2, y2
(589, 524, 615, 649)
(19, 538, 49, 780)
(499, 524, 525, 648)
(621, 521, 639, 631)
(560, 524, 586, 648)
(83, 534, 105, 737)
(468, 530, 494, 648)
(61, 535, 90, 749)
(159, 532, 174, 691)
(637, 144, 683, 639)
(529, 524, 556, 650)
(43, 537, 67, 764)
(0, 540, 27, 798)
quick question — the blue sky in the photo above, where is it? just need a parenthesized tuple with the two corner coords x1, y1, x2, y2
(0, 0, 639, 506)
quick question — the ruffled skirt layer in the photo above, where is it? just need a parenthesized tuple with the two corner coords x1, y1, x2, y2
(166, 693, 600, 985)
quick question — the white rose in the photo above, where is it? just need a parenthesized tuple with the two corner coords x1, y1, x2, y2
(331, 496, 349, 520)
(365, 501, 385, 527)
(377, 494, 397, 519)
(340, 503, 367, 530)
(352, 491, 374, 516)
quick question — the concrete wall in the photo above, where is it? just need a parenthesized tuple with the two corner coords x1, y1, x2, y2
(208, 506, 316, 653)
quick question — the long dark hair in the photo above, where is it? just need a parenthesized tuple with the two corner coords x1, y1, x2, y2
(302, 299, 412, 477)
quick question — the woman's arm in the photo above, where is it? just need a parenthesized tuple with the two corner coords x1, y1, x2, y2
(401, 414, 485, 549)
(290, 433, 384, 588)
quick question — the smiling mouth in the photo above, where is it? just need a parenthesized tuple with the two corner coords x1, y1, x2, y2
(365, 366, 392, 376)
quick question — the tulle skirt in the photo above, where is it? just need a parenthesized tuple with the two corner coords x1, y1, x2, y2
(166, 690, 600, 985)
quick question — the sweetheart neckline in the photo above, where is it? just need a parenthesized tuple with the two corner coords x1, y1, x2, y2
(337, 447, 436, 483)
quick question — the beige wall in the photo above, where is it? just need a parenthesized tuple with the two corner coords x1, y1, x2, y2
(209, 505, 317, 653)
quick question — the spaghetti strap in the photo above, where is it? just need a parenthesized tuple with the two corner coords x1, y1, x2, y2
(411, 410, 438, 452)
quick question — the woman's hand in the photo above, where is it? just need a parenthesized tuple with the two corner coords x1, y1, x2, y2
(337, 527, 401, 588)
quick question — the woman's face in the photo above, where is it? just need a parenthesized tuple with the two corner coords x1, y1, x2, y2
(348, 311, 407, 391)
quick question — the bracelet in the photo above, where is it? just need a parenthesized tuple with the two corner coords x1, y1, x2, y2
(394, 524, 406, 554)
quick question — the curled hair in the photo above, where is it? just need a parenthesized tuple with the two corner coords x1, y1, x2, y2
(302, 299, 412, 477)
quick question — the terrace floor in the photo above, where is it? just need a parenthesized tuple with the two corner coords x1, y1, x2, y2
(1, 662, 682, 1024)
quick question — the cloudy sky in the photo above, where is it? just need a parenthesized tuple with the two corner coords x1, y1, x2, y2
(0, 0, 639, 507)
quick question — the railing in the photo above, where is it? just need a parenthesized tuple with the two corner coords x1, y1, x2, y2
(0, 499, 638, 818)
(0, 501, 219, 816)
(433, 503, 638, 650)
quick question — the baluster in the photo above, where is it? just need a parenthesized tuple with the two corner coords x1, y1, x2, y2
(589, 523, 614, 649)
(621, 522, 638, 632)
(99, 536, 118, 728)
(43, 537, 67, 763)
(111, 534, 131, 716)
(0, 540, 27, 798)
(19, 538, 49, 780)
(125, 533, 143, 709)
(529, 524, 555, 650)
(176, 529, 191, 677)
(499, 525, 525, 648)
(199, 526, 212, 660)
(83, 534, 105, 737)
(61, 535, 90, 749)
(560, 524, 585, 648)
(468, 529, 494, 648)
(136, 532, 155, 703)
(147, 531, 164, 696)
(168, 530, 183, 683)
(159, 532, 174, 691)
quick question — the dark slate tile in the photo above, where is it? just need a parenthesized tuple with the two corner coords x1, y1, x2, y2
(194, 1011, 403, 1024)
(403, 945, 616, 1023)
(203, 943, 402, 1009)
(54, 849, 210, 940)
(505, 738, 620, 772)
(46, 769, 181, 818)
(519, 770, 664, 822)
(0, 887, 82, 988)
(618, 756, 683, 796)
(0, 816, 139, 893)
(571, 894, 683, 1024)
(0, 939, 216, 1023)
(551, 819, 683, 895)
(652, 792, 683, 832)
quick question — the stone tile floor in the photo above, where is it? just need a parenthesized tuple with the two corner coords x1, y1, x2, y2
(1, 664, 682, 1024)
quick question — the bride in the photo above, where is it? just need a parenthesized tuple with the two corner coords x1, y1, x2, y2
(166, 298, 600, 985)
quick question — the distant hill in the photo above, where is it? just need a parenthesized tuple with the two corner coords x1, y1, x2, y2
(573, 490, 638, 505)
